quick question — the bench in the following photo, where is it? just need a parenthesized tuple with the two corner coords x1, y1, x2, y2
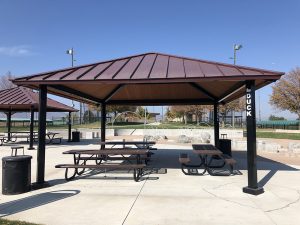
(11, 134, 29, 142)
(178, 153, 203, 175)
(179, 153, 191, 164)
(0, 136, 8, 146)
(51, 137, 62, 144)
(11, 146, 25, 156)
(55, 163, 146, 182)
(75, 155, 151, 164)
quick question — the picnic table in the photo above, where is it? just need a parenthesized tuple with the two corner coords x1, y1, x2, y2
(8, 131, 38, 142)
(1, 131, 62, 144)
(179, 144, 236, 176)
(55, 148, 148, 181)
(100, 140, 156, 149)
(46, 132, 62, 144)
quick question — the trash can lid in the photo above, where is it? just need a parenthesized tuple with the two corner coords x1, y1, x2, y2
(2, 155, 32, 162)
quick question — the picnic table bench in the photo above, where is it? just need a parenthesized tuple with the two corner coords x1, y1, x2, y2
(179, 144, 237, 176)
(0, 136, 8, 146)
(56, 149, 148, 182)
(9, 131, 62, 144)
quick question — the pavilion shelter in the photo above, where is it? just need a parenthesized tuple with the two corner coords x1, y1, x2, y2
(0, 86, 77, 149)
(13, 52, 284, 195)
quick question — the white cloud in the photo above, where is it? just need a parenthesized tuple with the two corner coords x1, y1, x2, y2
(0, 45, 34, 57)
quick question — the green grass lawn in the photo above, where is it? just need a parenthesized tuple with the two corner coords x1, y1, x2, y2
(0, 218, 42, 225)
(256, 131, 300, 140)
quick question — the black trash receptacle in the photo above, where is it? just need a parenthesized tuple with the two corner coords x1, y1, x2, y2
(2, 155, 32, 195)
(219, 139, 232, 156)
(72, 131, 80, 142)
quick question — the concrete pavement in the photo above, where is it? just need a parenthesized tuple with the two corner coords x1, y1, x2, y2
(0, 141, 299, 225)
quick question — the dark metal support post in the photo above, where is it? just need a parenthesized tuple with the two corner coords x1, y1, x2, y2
(213, 103, 219, 148)
(101, 103, 106, 149)
(28, 106, 35, 150)
(68, 112, 72, 142)
(243, 80, 264, 195)
(37, 85, 47, 185)
(7, 110, 12, 141)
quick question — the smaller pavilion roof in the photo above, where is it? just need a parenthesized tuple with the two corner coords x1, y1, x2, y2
(0, 87, 78, 112)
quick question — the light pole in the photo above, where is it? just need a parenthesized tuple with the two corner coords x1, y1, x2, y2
(232, 44, 243, 128)
(233, 44, 242, 65)
(66, 48, 82, 124)
(66, 48, 75, 67)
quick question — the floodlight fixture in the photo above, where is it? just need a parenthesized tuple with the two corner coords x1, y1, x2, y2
(234, 44, 243, 50)
(233, 44, 243, 65)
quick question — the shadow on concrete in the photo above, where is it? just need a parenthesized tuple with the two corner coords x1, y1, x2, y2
(232, 150, 298, 187)
(0, 190, 80, 217)
(147, 148, 299, 187)
(44, 147, 298, 187)
(148, 149, 298, 170)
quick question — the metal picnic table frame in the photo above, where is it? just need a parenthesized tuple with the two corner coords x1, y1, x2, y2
(56, 148, 148, 181)
(180, 144, 234, 176)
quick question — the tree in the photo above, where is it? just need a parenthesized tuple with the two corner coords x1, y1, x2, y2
(165, 107, 176, 120)
(107, 105, 137, 117)
(0, 71, 16, 90)
(83, 110, 95, 123)
(269, 115, 286, 121)
(270, 67, 300, 128)
(169, 106, 189, 124)
(219, 97, 245, 127)
(185, 105, 211, 125)
(136, 106, 147, 117)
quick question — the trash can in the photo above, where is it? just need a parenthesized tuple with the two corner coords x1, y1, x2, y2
(219, 139, 232, 156)
(72, 131, 80, 142)
(2, 155, 32, 195)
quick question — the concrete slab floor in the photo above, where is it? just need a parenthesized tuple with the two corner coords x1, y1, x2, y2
(0, 141, 299, 225)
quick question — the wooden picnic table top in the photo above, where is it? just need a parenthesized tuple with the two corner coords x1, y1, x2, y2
(192, 144, 222, 156)
(100, 141, 156, 145)
(192, 144, 218, 150)
(193, 149, 223, 156)
(63, 149, 149, 155)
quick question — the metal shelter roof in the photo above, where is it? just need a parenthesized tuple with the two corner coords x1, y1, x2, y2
(0, 87, 78, 112)
(13, 52, 284, 105)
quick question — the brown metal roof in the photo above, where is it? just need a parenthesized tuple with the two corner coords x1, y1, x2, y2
(0, 87, 78, 112)
(13, 52, 284, 105)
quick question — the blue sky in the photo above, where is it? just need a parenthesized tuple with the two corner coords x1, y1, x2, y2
(0, 0, 299, 119)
